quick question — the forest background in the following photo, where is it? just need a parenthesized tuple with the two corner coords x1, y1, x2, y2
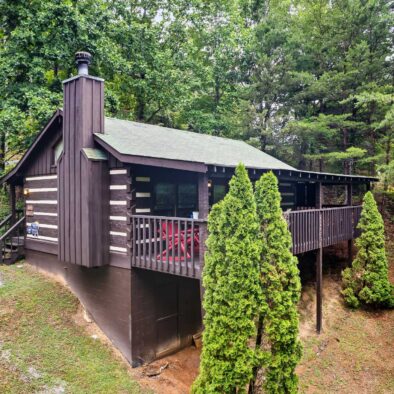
(0, 0, 393, 186)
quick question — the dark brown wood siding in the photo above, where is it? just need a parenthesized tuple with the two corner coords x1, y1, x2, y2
(26, 250, 132, 363)
(130, 269, 202, 365)
(58, 75, 109, 267)
(24, 117, 62, 176)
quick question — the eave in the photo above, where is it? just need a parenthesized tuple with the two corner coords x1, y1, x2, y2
(0, 109, 63, 185)
(93, 134, 208, 173)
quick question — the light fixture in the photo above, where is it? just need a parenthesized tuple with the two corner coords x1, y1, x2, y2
(23, 188, 30, 197)
(208, 180, 212, 188)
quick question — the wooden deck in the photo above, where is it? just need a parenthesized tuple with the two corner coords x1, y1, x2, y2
(286, 206, 362, 255)
(130, 205, 362, 279)
(130, 215, 205, 278)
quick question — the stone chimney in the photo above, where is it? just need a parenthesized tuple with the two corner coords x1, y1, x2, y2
(58, 52, 109, 267)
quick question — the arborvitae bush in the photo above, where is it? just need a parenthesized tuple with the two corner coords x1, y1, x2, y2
(342, 191, 394, 308)
(254, 171, 302, 394)
(192, 164, 262, 394)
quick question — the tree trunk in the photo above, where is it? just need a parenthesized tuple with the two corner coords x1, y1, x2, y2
(248, 315, 264, 394)
(0, 132, 5, 174)
(384, 133, 392, 191)
(343, 128, 349, 175)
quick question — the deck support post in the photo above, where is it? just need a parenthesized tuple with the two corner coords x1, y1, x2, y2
(315, 181, 323, 333)
(198, 172, 209, 324)
(347, 183, 353, 267)
(316, 247, 323, 333)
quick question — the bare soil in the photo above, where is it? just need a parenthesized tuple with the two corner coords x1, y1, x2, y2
(133, 220, 394, 393)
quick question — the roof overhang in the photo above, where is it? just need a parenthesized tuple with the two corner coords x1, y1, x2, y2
(1, 108, 378, 185)
(0, 109, 63, 185)
(94, 134, 208, 173)
(207, 165, 378, 184)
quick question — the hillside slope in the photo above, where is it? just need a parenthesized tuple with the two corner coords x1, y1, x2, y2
(0, 220, 392, 393)
(297, 219, 394, 393)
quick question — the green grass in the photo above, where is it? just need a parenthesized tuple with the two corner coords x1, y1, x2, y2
(0, 263, 145, 394)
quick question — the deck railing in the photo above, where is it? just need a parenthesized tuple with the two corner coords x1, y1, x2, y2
(286, 206, 362, 255)
(130, 205, 362, 278)
(130, 215, 206, 278)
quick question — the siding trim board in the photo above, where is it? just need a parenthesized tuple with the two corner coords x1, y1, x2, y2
(110, 216, 127, 221)
(110, 200, 127, 206)
(110, 245, 127, 253)
(109, 231, 127, 237)
(110, 185, 127, 190)
(136, 208, 151, 213)
(34, 212, 58, 217)
(27, 223, 58, 229)
(26, 200, 57, 205)
(26, 175, 58, 181)
(27, 234, 58, 242)
(110, 169, 127, 175)
(136, 177, 150, 182)
(28, 188, 58, 193)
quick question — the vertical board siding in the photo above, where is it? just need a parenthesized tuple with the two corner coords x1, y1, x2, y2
(59, 76, 108, 267)
(25, 122, 62, 177)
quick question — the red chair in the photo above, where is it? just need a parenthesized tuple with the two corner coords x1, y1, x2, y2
(158, 222, 199, 261)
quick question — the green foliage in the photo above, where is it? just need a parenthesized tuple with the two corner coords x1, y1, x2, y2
(0, 186, 9, 222)
(0, 0, 392, 177)
(254, 171, 302, 393)
(342, 192, 394, 308)
(192, 164, 261, 394)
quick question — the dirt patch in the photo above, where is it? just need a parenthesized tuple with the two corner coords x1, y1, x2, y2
(131, 220, 394, 394)
(12, 217, 393, 394)
(132, 347, 200, 394)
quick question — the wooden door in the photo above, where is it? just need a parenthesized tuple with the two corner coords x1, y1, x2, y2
(155, 277, 180, 357)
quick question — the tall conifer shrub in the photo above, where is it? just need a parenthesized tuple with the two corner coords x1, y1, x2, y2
(254, 171, 302, 394)
(342, 191, 393, 308)
(192, 164, 262, 394)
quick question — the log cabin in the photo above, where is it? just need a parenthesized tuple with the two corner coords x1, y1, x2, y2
(0, 52, 376, 366)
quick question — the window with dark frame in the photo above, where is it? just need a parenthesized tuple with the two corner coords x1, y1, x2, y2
(153, 182, 197, 217)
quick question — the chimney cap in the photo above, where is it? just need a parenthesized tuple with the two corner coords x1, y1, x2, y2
(75, 51, 92, 75)
(75, 51, 92, 65)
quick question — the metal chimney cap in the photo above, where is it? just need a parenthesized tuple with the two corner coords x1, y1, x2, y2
(75, 51, 92, 75)
(75, 51, 92, 65)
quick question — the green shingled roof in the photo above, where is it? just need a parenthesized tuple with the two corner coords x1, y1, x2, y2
(95, 118, 296, 171)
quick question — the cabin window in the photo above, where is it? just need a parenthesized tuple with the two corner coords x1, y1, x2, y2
(178, 184, 197, 209)
(154, 183, 176, 211)
(153, 182, 197, 217)
(213, 184, 226, 204)
(52, 139, 64, 164)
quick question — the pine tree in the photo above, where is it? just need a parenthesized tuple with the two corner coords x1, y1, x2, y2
(192, 163, 262, 394)
(254, 171, 302, 394)
(342, 192, 394, 308)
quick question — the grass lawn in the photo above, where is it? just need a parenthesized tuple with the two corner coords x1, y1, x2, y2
(0, 264, 144, 394)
